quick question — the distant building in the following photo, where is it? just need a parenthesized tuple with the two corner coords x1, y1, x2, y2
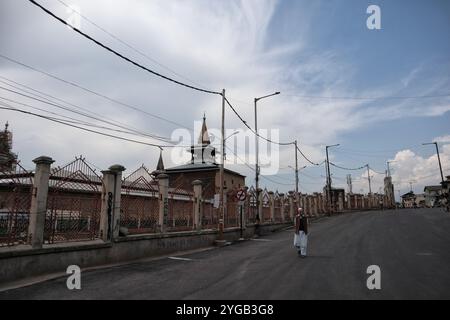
(165, 116, 245, 199)
(423, 185, 443, 207)
(401, 191, 425, 208)
(0, 122, 17, 171)
(401, 191, 416, 208)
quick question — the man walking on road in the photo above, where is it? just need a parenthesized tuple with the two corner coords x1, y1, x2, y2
(294, 208, 309, 258)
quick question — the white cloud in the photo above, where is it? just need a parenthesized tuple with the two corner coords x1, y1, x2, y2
(388, 142, 450, 198)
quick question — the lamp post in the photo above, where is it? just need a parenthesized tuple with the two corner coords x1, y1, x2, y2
(326, 144, 340, 214)
(254, 91, 280, 224)
(422, 142, 445, 183)
(219, 89, 226, 242)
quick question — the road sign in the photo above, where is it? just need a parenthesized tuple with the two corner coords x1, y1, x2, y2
(236, 189, 246, 201)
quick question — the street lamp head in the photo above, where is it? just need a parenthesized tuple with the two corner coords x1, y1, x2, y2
(255, 91, 281, 102)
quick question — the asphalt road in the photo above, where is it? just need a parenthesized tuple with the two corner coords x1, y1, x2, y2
(1, 208, 450, 300)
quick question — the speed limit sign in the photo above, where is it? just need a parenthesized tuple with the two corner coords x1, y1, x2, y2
(236, 189, 246, 201)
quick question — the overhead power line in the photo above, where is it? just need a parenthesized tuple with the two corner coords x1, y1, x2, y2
(0, 95, 174, 140)
(223, 96, 294, 146)
(55, 0, 208, 90)
(0, 103, 165, 149)
(0, 101, 191, 149)
(222, 96, 322, 166)
(0, 54, 192, 131)
(329, 162, 366, 171)
(0, 79, 173, 142)
(296, 146, 322, 166)
(27, 0, 222, 96)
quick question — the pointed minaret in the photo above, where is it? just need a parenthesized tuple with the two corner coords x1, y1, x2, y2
(189, 114, 216, 165)
(198, 113, 211, 145)
(156, 149, 165, 171)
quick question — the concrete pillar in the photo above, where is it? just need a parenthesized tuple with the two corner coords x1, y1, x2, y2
(158, 174, 169, 232)
(28, 156, 54, 249)
(192, 180, 203, 231)
(268, 191, 275, 222)
(347, 194, 351, 210)
(257, 188, 263, 223)
(338, 193, 344, 212)
(100, 170, 115, 241)
(313, 195, 318, 216)
(109, 165, 125, 239)
(279, 193, 285, 222)
(288, 191, 294, 220)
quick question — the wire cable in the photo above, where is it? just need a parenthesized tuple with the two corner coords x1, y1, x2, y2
(27, 0, 222, 96)
(329, 162, 366, 171)
(0, 103, 192, 149)
(0, 53, 193, 131)
(55, 0, 209, 91)
(0, 79, 173, 142)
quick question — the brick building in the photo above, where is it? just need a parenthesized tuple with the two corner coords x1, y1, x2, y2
(164, 116, 245, 199)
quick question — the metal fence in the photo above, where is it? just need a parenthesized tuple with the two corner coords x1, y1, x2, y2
(202, 200, 218, 229)
(45, 157, 102, 244)
(167, 185, 194, 232)
(120, 165, 159, 234)
(0, 163, 33, 247)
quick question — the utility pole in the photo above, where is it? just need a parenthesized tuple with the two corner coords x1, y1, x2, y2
(219, 88, 225, 241)
(366, 164, 372, 194)
(387, 161, 394, 177)
(294, 140, 299, 203)
(326, 144, 339, 214)
(254, 91, 280, 224)
(423, 142, 445, 183)
(347, 174, 353, 194)
(254, 97, 259, 224)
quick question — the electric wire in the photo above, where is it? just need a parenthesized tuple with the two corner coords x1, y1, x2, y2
(27, 0, 222, 96)
(0, 79, 173, 142)
(55, 0, 209, 91)
(0, 54, 192, 131)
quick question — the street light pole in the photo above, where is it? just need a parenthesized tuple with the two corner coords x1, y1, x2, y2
(387, 161, 395, 177)
(254, 91, 280, 224)
(295, 140, 299, 201)
(219, 88, 225, 241)
(423, 142, 445, 183)
(366, 164, 372, 194)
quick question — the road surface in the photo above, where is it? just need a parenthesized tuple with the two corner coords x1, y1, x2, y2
(1, 208, 450, 299)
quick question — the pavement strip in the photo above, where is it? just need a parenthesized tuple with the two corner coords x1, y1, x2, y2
(167, 256, 195, 261)
(250, 238, 274, 242)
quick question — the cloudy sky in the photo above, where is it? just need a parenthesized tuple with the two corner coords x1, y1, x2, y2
(0, 0, 449, 200)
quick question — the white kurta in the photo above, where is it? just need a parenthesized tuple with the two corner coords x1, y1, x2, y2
(294, 231, 308, 256)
